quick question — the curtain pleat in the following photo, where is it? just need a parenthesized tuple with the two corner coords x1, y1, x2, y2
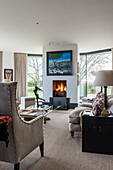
(111, 48, 113, 94)
(0, 52, 3, 82)
(14, 53, 27, 103)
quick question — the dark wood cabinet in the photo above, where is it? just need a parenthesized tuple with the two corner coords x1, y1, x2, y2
(82, 116, 113, 155)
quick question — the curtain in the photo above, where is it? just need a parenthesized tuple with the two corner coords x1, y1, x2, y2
(112, 48, 113, 69)
(14, 53, 27, 103)
(111, 48, 113, 94)
(0, 52, 3, 82)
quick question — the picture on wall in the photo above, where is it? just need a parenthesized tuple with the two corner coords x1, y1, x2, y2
(4, 69, 13, 81)
(47, 50, 72, 75)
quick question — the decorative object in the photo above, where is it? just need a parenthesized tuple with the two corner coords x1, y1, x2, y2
(47, 50, 72, 75)
(34, 86, 45, 108)
(4, 69, 13, 81)
(94, 70, 113, 116)
(92, 92, 104, 115)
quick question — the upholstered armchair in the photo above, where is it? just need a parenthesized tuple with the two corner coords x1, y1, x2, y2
(0, 82, 44, 170)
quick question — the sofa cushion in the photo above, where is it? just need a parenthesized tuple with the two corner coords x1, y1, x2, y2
(108, 98, 113, 109)
(108, 95, 113, 100)
(79, 102, 92, 108)
(69, 106, 92, 124)
(69, 106, 92, 118)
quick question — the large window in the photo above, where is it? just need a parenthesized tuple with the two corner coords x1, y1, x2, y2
(27, 54, 43, 97)
(80, 49, 112, 99)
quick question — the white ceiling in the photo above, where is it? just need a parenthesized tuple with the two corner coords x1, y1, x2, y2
(0, 0, 113, 54)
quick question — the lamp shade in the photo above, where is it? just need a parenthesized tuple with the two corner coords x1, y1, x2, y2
(94, 70, 113, 86)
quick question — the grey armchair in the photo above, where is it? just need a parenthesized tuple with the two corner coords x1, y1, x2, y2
(0, 82, 44, 170)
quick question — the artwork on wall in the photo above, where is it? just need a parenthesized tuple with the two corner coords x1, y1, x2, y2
(4, 69, 13, 81)
(47, 50, 72, 76)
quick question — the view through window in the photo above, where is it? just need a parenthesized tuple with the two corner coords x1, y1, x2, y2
(80, 50, 112, 99)
(27, 54, 43, 98)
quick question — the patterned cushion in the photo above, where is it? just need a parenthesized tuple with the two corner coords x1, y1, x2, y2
(92, 92, 104, 114)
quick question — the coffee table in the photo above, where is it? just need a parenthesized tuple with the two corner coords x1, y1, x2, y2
(19, 105, 54, 124)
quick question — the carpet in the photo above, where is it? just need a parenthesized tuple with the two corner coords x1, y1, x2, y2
(0, 110, 113, 170)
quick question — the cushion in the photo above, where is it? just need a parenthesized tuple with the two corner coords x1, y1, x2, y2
(108, 104, 113, 113)
(92, 92, 104, 114)
(79, 102, 92, 108)
(108, 98, 113, 109)
(108, 95, 113, 100)
(69, 106, 92, 118)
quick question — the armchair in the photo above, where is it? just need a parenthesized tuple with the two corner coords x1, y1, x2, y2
(0, 82, 44, 170)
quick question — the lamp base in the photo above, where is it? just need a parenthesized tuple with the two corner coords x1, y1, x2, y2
(101, 107, 110, 116)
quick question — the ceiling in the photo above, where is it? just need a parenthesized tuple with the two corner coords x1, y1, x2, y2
(0, 0, 113, 54)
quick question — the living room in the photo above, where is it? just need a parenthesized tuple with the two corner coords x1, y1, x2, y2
(0, 0, 113, 170)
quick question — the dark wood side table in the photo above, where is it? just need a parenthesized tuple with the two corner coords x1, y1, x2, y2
(82, 115, 113, 155)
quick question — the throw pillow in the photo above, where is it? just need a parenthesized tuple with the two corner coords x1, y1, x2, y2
(92, 92, 104, 115)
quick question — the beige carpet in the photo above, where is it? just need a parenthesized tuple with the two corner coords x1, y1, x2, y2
(1, 110, 113, 170)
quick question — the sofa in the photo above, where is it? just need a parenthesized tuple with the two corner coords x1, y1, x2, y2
(69, 93, 113, 137)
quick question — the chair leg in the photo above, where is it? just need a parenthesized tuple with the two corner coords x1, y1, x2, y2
(14, 163, 20, 170)
(71, 131, 74, 138)
(40, 142, 44, 157)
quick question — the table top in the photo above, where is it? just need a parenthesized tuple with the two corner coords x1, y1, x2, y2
(19, 105, 53, 118)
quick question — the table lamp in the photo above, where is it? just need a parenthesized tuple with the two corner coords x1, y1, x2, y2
(93, 70, 113, 116)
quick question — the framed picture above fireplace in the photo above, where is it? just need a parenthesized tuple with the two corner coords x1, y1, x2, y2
(47, 50, 72, 75)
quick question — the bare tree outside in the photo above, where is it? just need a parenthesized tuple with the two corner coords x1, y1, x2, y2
(27, 55, 43, 97)
(80, 51, 112, 99)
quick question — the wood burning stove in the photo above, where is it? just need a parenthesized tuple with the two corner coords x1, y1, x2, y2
(50, 80, 70, 110)
(53, 80, 67, 97)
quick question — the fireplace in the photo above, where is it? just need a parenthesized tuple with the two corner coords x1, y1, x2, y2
(50, 80, 70, 110)
(53, 80, 67, 97)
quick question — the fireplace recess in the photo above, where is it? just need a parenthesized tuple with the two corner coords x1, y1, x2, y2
(50, 80, 70, 110)
(53, 80, 67, 97)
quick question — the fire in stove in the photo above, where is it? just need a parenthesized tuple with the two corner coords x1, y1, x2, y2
(53, 80, 67, 97)
(56, 82, 67, 92)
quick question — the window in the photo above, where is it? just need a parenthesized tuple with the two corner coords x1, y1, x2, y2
(80, 49, 112, 99)
(27, 54, 43, 98)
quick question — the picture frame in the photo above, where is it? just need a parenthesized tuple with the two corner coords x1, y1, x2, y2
(47, 50, 72, 76)
(4, 69, 13, 81)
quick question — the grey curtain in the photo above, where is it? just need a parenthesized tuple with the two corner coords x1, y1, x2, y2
(0, 52, 3, 82)
(14, 53, 27, 103)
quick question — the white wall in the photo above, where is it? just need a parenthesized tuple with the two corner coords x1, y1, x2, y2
(2, 51, 14, 81)
(43, 44, 78, 104)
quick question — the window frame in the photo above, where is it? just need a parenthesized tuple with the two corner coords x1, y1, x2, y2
(27, 54, 43, 97)
(80, 48, 112, 98)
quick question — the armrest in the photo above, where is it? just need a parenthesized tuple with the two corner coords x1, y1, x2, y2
(21, 115, 44, 124)
(13, 114, 44, 160)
